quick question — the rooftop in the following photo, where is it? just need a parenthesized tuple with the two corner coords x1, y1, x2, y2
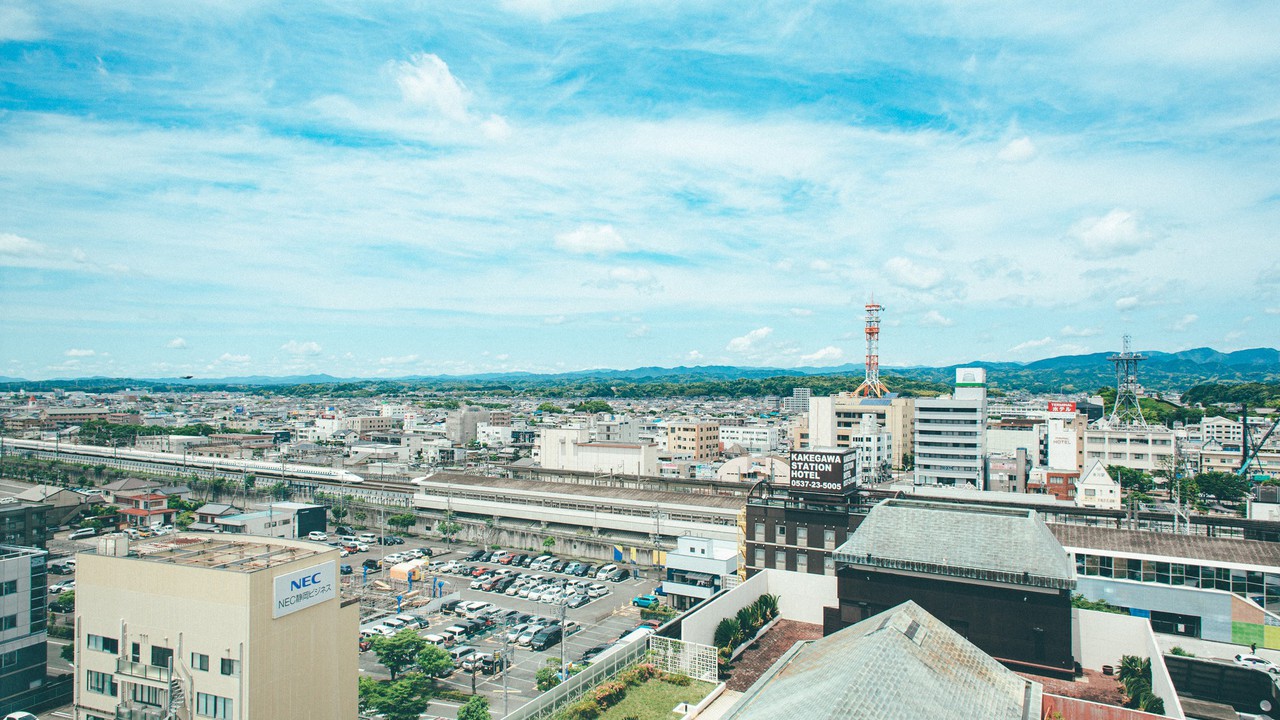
(1050, 524, 1280, 567)
(725, 600, 1041, 720)
(95, 533, 329, 572)
(416, 472, 746, 510)
(834, 498, 1075, 589)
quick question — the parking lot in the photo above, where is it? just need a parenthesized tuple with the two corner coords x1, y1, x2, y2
(352, 544, 660, 708)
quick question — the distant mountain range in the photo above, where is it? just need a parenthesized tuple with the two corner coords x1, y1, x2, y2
(3, 347, 1277, 393)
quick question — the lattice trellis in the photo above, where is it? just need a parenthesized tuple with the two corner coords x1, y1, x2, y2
(648, 635, 718, 683)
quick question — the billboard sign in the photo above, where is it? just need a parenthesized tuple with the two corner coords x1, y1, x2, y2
(273, 561, 336, 619)
(1046, 401, 1077, 415)
(789, 448, 857, 496)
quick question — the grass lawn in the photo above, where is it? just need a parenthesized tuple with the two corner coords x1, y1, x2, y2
(596, 678, 716, 720)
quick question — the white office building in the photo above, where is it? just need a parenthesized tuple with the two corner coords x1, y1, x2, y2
(662, 536, 740, 610)
(913, 368, 988, 488)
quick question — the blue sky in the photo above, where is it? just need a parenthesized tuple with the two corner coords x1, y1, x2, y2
(1, 1, 1278, 380)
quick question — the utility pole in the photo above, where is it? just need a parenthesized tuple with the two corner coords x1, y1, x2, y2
(558, 601, 567, 677)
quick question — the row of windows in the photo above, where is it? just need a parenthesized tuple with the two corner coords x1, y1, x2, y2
(86, 636, 239, 676)
(197, 691, 234, 719)
(86, 669, 117, 696)
(1075, 553, 1280, 610)
(750, 523, 837, 548)
(750, 547, 835, 574)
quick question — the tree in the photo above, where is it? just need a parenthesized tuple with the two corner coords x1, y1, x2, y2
(329, 502, 349, 525)
(370, 629, 429, 680)
(388, 513, 416, 532)
(416, 644, 453, 679)
(175, 511, 195, 530)
(536, 402, 564, 414)
(60, 642, 74, 663)
(357, 676, 386, 713)
(458, 695, 491, 720)
(1109, 465, 1153, 493)
(1193, 471, 1251, 503)
(535, 661, 562, 691)
(542, 536, 556, 551)
(369, 675, 432, 720)
(573, 400, 613, 414)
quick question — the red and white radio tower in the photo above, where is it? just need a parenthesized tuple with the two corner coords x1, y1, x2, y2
(853, 298, 889, 397)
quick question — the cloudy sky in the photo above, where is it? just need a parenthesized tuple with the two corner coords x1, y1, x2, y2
(2, 1, 1278, 380)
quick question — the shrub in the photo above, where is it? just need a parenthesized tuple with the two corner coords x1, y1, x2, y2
(619, 663, 658, 687)
(593, 679, 628, 707)
(562, 698, 601, 720)
(714, 617, 743, 650)
(758, 593, 780, 620)
(1169, 646, 1195, 657)
(664, 673, 693, 687)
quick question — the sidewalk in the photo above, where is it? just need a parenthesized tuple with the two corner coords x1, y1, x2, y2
(1153, 632, 1280, 663)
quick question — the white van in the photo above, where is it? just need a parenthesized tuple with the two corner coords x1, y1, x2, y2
(382, 617, 406, 631)
(395, 614, 423, 629)
(594, 564, 617, 578)
(358, 532, 378, 544)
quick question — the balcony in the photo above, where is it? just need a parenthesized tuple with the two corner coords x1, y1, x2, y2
(116, 658, 171, 683)
(116, 702, 166, 720)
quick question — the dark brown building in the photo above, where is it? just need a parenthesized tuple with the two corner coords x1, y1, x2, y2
(827, 499, 1077, 678)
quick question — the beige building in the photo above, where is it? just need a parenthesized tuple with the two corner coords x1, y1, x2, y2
(665, 421, 720, 462)
(1081, 425, 1174, 475)
(74, 534, 357, 720)
(805, 394, 915, 470)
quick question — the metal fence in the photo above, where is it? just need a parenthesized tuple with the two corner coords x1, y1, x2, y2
(506, 634, 648, 720)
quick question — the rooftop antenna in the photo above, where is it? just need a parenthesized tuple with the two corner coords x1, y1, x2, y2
(1106, 335, 1147, 428)
(853, 296, 890, 398)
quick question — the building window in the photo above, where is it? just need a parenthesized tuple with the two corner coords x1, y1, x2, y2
(774, 550, 786, 569)
(151, 646, 174, 669)
(824, 529, 835, 549)
(824, 555, 834, 575)
(88, 634, 119, 654)
(0, 580, 16, 596)
(133, 684, 163, 707)
(220, 658, 240, 677)
(192, 652, 209, 671)
(753, 548, 764, 568)
(775, 525, 786, 541)
(197, 692, 233, 719)
(796, 553, 808, 573)
(0, 651, 16, 668)
(796, 526, 808, 546)
(86, 669, 118, 696)
(753, 522, 764, 540)
(0, 614, 15, 631)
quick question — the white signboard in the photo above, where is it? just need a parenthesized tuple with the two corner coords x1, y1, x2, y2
(273, 561, 336, 619)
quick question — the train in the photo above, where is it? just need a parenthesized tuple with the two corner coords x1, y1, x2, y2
(1, 437, 365, 484)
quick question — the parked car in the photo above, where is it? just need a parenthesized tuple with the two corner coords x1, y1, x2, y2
(632, 594, 659, 608)
(307, 531, 328, 541)
(339, 564, 353, 575)
(567, 594, 590, 608)
(49, 581, 75, 594)
(335, 525, 355, 536)
(448, 646, 477, 664)
(530, 625, 563, 651)
(593, 563, 617, 578)
(358, 532, 378, 543)
(608, 569, 631, 582)
(67, 527, 97, 540)
(517, 625, 545, 646)
(580, 644, 611, 662)
(361, 558, 381, 571)
(588, 583, 608, 598)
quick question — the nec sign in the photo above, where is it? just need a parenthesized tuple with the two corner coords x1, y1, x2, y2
(273, 562, 336, 618)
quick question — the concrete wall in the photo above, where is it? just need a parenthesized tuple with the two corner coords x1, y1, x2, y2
(1076, 577, 1235, 644)
(1075, 609, 1185, 719)
(679, 569, 837, 647)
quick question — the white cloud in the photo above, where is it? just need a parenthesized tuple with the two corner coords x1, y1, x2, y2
(393, 53, 470, 122)
(685, 350, 703, 362)
(799, 346, 844, 364)
(1115, 296, 1141, 312)
(543, 315, 567, 325)
(555, 224, 626, 255)
(65, 348, 96, 357)
(166, 337, 188, 349)
(919, 310, 954, 327)
(1266, 307, 1280, 315)
(0, 233, 46, 260)
(378, 354, 419, 366)
(218, 353, 251, 364)
(883, 257, 943, 290)
(1171, 313, 1198, 331)
(1010, 337, 1054, 353)
(0, 6, 40, 42)
(280, 339, 322, 356)
(809, 259, 833, 272)
(627, 324, 650, 338)
(480, 115, 512, 141)
(997, 136, 1036, 163)
(727, 327, 772, 352)
(602, 266, 660, 292)
(788, 308, 813, 317)
(1060, 325, 1101, 338)
(1072, 208, 1152, 257)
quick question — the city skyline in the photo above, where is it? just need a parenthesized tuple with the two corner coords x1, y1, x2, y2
(2, 2, 1278, 380)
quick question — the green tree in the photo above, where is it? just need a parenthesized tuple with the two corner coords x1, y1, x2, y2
(416, 644, 453, 678)
(572, 400, 613, 414)
(1193, 471, 1251, 503)
(542, 536, 556, 551)
(535, 661, 562, 691)
(1109, 465, 1153, 493)
(175, 511, 195, 530)
(329, 502, 349, 525)
(369, 675, 432, 720)
(458, 695, 491, 720)
(388, 513, 416, 531)
(357, 676, 386, 714)
(536, 402, 564, 414)
(370, 629, 429, 680)
(60, 642, 74, 663)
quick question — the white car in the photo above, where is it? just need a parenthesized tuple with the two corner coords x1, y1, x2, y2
(587, 584, 608, 598)
(505, 624, 530, 643)
(517, 625, 545, 646)
(1233, 654, 1280, 674)
(307, 531, 328, 541)
(49, 581, 75, 594)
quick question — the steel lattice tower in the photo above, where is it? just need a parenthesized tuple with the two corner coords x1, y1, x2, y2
(1106, 335, 1148, 427)
(853, 299, 890, 398)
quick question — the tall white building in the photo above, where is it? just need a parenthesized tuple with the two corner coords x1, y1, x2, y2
(913, 368, 988, 488)
(718, 425, 781, 453)
(537, 427, 658, 476)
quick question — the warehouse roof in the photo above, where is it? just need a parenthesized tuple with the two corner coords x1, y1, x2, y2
(1050, 524, 1280, 567)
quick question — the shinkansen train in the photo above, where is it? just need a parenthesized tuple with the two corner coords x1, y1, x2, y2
(2, 437, 364, 484)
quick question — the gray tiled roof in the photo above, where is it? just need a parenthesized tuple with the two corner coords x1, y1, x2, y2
(726, 600, 1042, 720)
(1050, 524, 1280, 567)
(834, 498, 1074, 589)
